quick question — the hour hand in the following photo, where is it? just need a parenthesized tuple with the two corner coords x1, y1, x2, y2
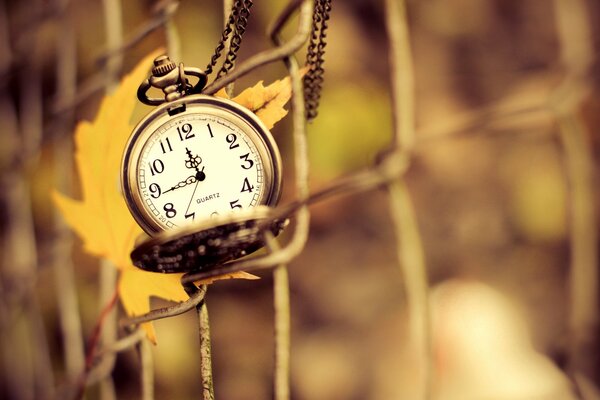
(163, 168, 206, 194)
(163, 175, 197, 194)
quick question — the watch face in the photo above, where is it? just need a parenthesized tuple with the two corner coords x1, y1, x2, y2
(122, 96, 282, 234)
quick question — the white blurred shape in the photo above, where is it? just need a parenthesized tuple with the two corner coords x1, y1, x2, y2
(431, 280, 576, 400)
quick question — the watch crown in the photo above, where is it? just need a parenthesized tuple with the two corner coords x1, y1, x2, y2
(152, 55, 177, 77)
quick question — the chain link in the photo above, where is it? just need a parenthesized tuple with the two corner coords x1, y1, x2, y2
(304, 0, 332, 121)
(204, 0, 253, 80)
(205, 0, 331, 122)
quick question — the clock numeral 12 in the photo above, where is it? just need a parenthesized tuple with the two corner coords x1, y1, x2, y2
(207, 123, 214, 138)
(177, 123, 194, 140)
(241, 178, 254, 193)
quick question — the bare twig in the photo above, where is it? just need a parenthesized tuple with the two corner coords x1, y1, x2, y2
(551, 0, 599, 396)
(1, 1, 56, 398)
(120, 285, 207, 327)
(182, 283, 214, 400)
(96, 11, 169, 65)
(102, 0, 123, 90)
(198, 298, 215, 400)
(557, 115, 598, 394)
(139, 338, 155, 400)
(89, 2, 125, 398)
(73, 286, 118, 400)
(94, 264, 119, 400)
(266, 233, 291, 400)
(384, 1, 432, 400)
(95, 329, 146, 360)
(52, 0, 85, 386)
(160, 0, 181, 62)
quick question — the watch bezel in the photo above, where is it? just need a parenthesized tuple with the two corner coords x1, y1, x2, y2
(121, 94, 282, 235)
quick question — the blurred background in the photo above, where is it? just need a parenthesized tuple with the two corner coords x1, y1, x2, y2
(1, 0, 599, 399)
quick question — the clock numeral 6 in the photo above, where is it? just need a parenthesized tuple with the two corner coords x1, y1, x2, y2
(240, 153, 254, 170)
(241, 177, 254, 193)
(226, 133, 239, 149)
(149, 183, 161, 199)
(163, 203, 177, 218)
(229, 200, 242, 209)
(149, 159, 164, 176)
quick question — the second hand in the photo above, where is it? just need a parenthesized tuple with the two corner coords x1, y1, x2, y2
(184, 180, 200, 220)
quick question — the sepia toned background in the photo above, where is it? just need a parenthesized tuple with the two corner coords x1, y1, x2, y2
(1, 0, 599, 399)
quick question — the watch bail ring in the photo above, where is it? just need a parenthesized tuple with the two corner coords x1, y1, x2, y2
(137, 55, 208, 106)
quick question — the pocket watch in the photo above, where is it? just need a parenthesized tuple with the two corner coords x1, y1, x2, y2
(122, 55, 282, 236)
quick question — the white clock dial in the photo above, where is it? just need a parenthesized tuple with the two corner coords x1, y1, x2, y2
(136, 113, 266, 231)
(123, 95, 282, 235)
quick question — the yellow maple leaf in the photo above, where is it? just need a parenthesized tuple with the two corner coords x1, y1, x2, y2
(215, 73, 300, 129)
(53, 50, 294, 343)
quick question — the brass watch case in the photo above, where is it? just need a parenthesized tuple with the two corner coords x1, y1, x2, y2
(121, 94, 282, 235)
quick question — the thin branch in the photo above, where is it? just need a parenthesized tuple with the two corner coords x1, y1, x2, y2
(198, 298, 214, 400)
(86, 329, 146, 387)
(94, 329, 146, 361)
(268, 0, 304, 40)
(52, 0, 85, 385)
(120, 284, 207, 327)
(161, 0, 181, 62)
(384, 1, 432, 400)
(95, 263, 119, 400)
(96, 12, 168, 65)
(102, 0, 123, 90)
(73, 286, 118, 400)
(384, 0, 414, 152)
(182, 283, 214, 400)
(1, 1, 55, 397)
(558, 114, 598, 393)
(266, 233, 291, 400)
(93, 1, 125, 398)
(139, 338, 155, 400)
(552, 0, 599, 396)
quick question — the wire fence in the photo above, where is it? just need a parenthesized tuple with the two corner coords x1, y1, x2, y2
(0, 0, 598, 399)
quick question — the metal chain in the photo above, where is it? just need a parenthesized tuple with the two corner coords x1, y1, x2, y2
(204, 0, 253, 80)
(205, 0, 331, 122)
(304, 0, 332, 121)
